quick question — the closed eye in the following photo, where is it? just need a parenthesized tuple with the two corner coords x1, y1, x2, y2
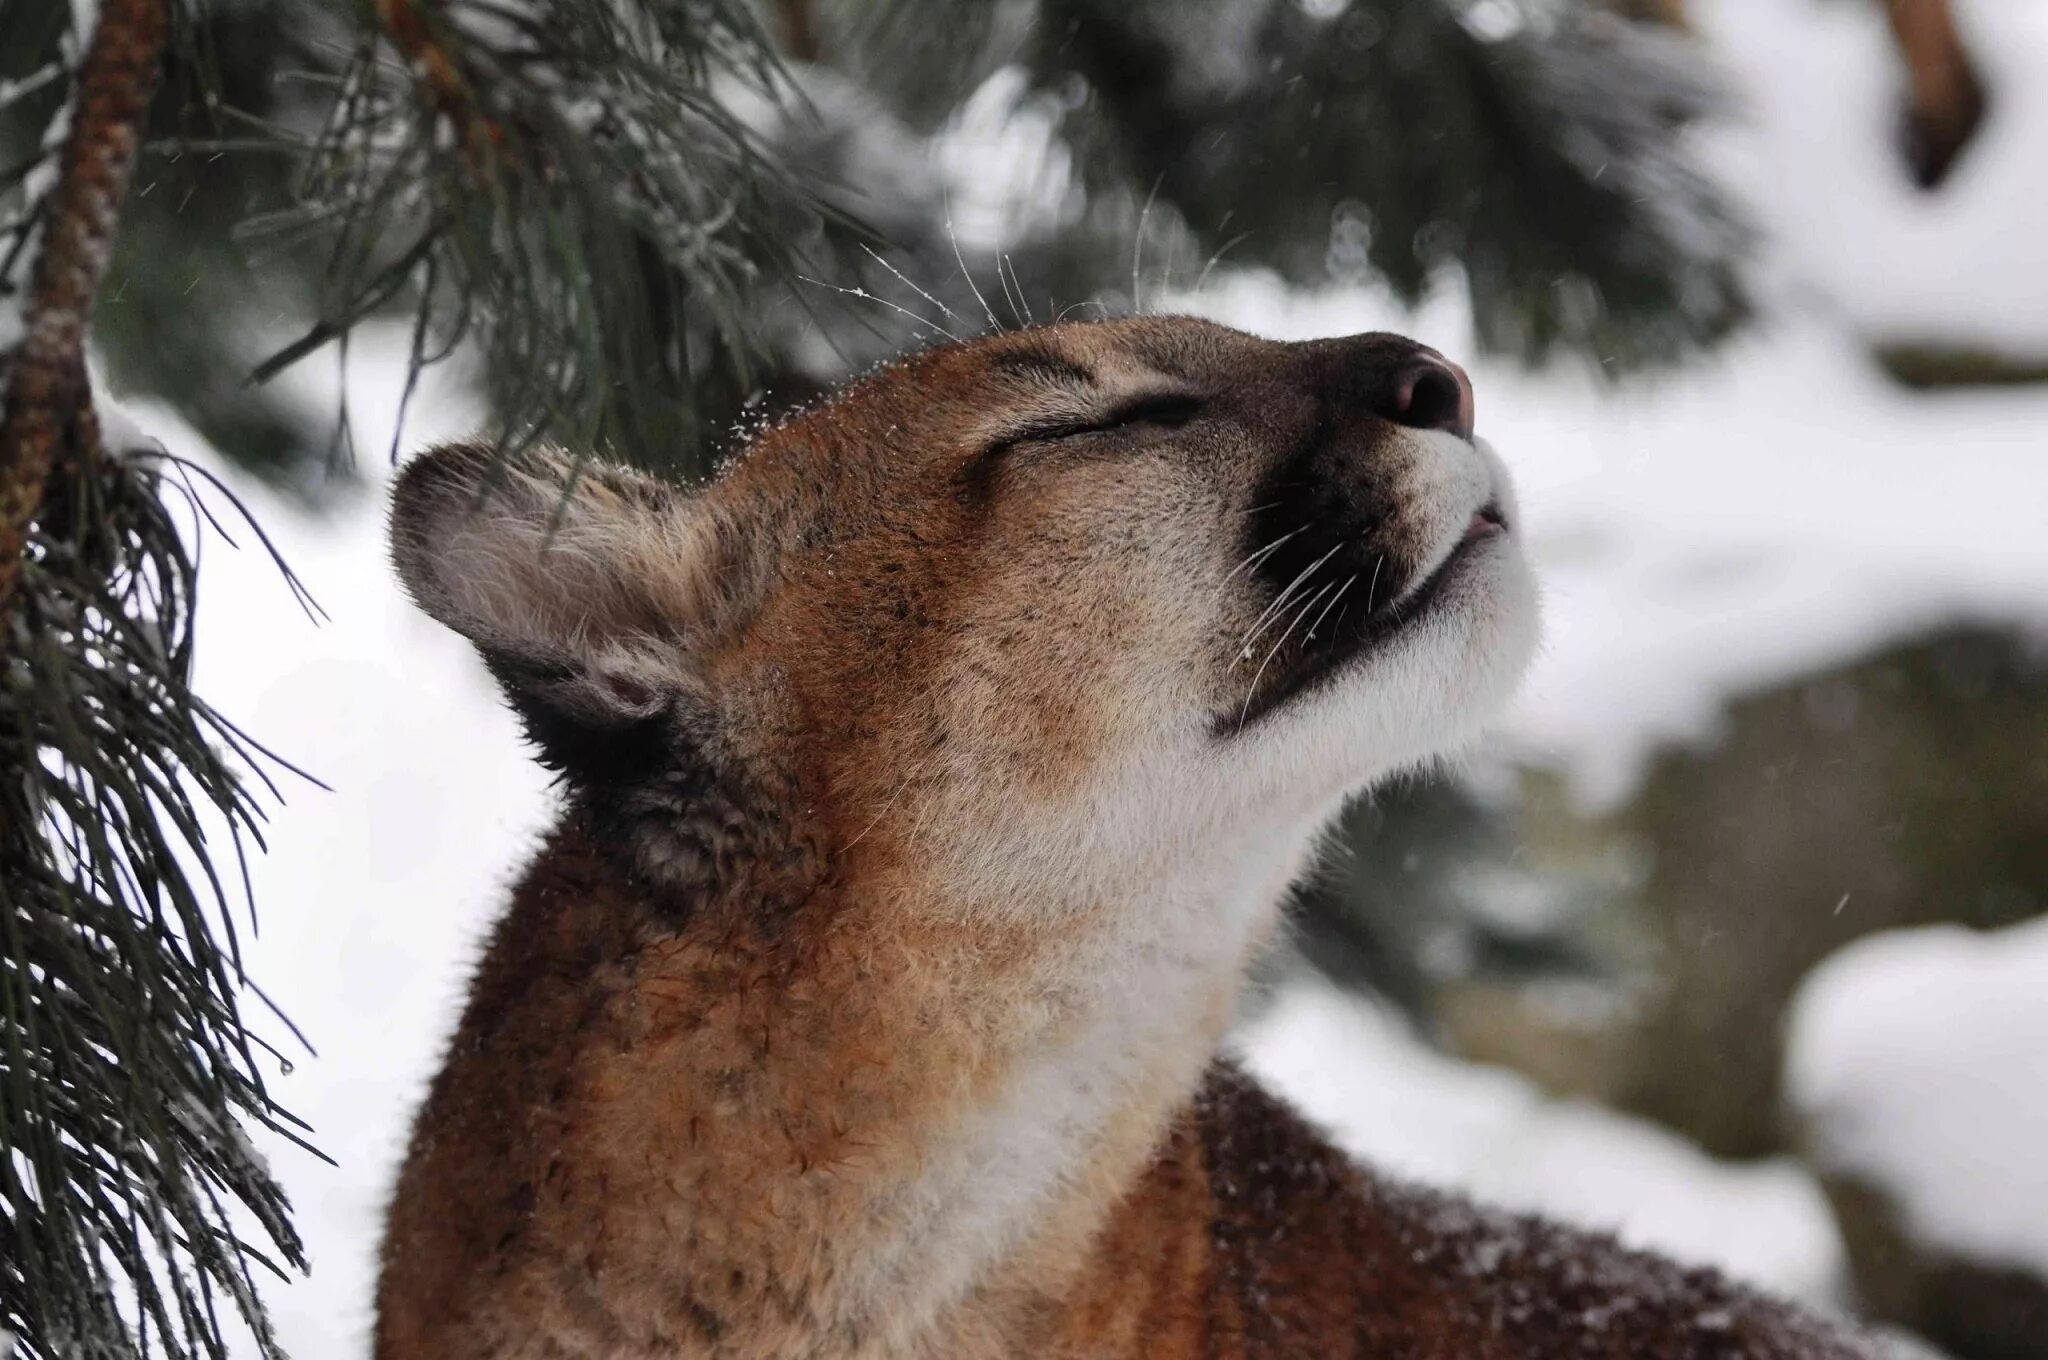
(993, 392, 1203, 453)
(1110, 392, 1202, 430)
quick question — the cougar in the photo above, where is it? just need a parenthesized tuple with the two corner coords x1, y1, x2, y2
(378, 316, 1876, 1358)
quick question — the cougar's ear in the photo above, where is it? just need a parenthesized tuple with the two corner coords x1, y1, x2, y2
(389, 443, 756, 780)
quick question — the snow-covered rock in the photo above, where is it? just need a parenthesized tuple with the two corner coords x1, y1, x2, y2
(1789, 918, 2048, 1282)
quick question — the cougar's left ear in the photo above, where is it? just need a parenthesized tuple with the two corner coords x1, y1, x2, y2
(388, 443, 761, 782)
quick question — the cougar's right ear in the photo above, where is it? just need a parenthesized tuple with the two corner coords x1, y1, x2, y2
(388, 443, 763, 779)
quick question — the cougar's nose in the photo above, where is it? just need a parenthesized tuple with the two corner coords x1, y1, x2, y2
(1293, 332, 1479, 441)
(1379, 355, 1475, 441)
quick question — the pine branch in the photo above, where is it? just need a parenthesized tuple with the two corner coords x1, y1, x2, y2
(372, 0, 505, 163)
(86, 0, 352, 505)
(0, 0, 167, 633)
(1, 5, 317, 1358)
(822, 0, 1751, 370)
(242, 0, 854, 482)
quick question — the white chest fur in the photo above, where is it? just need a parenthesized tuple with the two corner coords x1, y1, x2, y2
(838, 797, 1326, 1343)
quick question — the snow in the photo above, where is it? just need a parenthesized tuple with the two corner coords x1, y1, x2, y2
(63, 0, 2042, 1353)
(1787, 917, 2048, 1280)
(1236, 978, 1847, 1302)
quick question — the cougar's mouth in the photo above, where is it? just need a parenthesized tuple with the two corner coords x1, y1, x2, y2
(1218, 500, 1509, 735)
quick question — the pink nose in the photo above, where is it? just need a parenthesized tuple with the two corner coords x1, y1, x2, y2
(1387, 357, 1476, 441)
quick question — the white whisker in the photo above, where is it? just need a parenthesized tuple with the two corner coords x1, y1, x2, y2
(944, 193, 1001, 332)
(860, 243, 957, 323)
(796, 275, 956, 343)
(1009, 255, 1036, 325)
(1304, 573, 1357, 642)
(1133, 175, 1162, 315)
(1238, 580, 1337, 729)
(996, 256, 1022, 327)
(1240, 539, 1345, 652)
(1193, 228, 1251, 298)
(1224, 525, 1306, 583)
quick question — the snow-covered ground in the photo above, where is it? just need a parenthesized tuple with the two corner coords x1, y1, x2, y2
(101, 0, 2047, 1352)
(1789, 917, 2048, 1281)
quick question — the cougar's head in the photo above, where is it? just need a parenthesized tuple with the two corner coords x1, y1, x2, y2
(392, 317, 1536, 894)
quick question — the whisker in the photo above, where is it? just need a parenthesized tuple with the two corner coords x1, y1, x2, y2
(1364, 554, 1386, 614)
(1303, 573, 1357, 642)
(1193, 229, 1253, 297)
(1240, 561, 1334, 654)
(1242, 578, 1338, 670)
(1236, 569, 1335, 667)
(1007, 255, 1036, 325)
(1241, 539, 1345, 651)
(996, 253, 1030, 328)
(944, 192, 1002, 332)
(796, 275, 956, 343)
(1133, 173, 1163, 315)
(1238, 580, 1337, 729)
(860, 243, 957, 323)
(1224, 524, 1306, 582)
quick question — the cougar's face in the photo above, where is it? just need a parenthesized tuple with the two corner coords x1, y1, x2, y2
(392, 316, 1536, 877)
(731, 316, 1537, 817)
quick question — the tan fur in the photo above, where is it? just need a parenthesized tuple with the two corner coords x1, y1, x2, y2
(378, 318, 1878, 1357)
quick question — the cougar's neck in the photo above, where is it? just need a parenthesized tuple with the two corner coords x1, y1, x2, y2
(521, 753, 1320, 1352)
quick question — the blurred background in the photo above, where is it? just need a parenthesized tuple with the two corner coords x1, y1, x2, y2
(5, 1, 2045, 1357)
